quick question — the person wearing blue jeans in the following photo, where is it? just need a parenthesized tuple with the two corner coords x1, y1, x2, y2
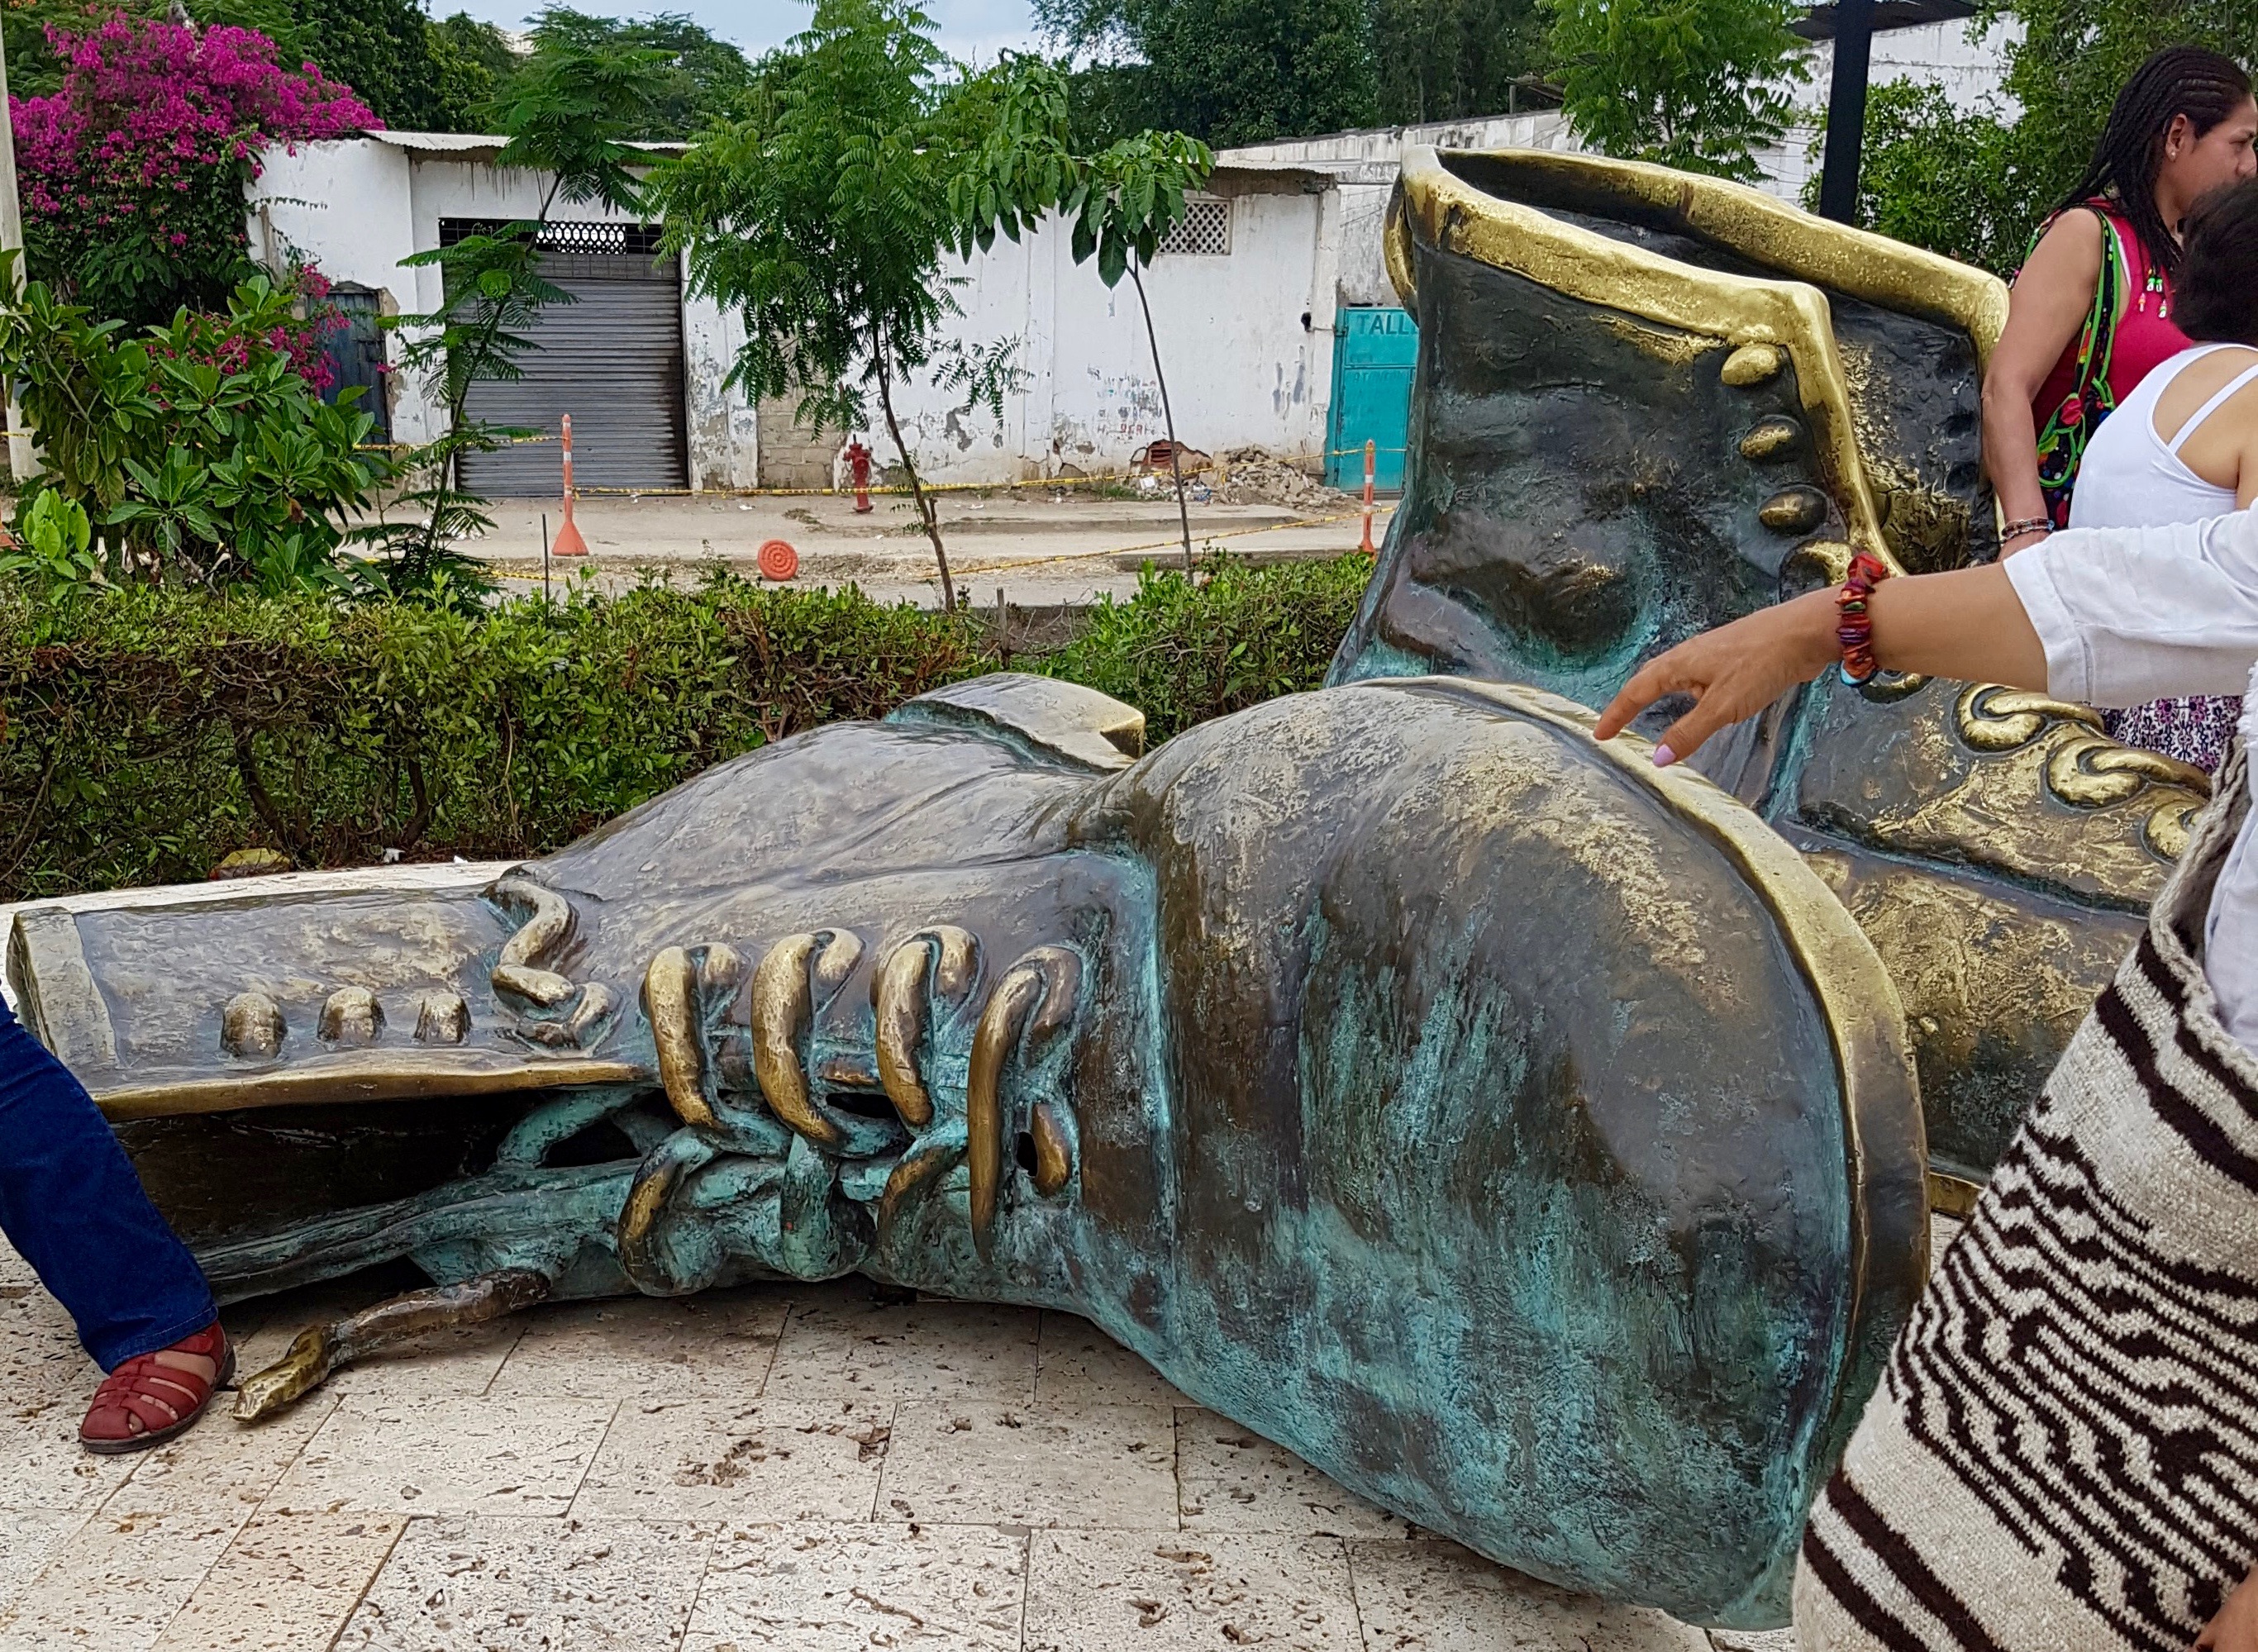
(1, 996, 231, 1451)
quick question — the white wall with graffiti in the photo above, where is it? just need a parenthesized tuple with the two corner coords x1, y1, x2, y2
(807, 166, 1343, 488)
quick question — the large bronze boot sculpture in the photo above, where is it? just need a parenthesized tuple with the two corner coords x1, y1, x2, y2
(1335, 148, 2210, 1195)
(6, 673, 1925, 1627)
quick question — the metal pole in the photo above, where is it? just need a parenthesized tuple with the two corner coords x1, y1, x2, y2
(1817, 0, 1877, 225)
(0, 23, 32, 481)
(541, 511, 550, 607)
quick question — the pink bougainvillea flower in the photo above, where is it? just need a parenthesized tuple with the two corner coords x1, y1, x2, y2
(7, 15, 374, 387)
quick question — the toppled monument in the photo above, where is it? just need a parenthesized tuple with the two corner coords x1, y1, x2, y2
(6, 150, 2203, 1631)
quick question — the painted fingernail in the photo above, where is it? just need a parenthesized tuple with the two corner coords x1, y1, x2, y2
(1651, 744, 1677, 768)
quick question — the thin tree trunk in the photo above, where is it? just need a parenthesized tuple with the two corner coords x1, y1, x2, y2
(232, 725, 308, 863)
(1129, 265, 1193, 574)
(874, 347, 955, 611)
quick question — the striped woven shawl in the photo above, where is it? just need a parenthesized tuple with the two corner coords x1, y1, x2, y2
(1797, 744, 2258, 1651)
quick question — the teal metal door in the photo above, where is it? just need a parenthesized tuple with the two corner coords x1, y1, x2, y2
(1326, 307, 1417, 490)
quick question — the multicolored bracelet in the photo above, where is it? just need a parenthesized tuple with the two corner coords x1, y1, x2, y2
(1835, 550, 1891, 686)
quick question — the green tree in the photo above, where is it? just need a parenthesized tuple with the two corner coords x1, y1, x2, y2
(1812, 81, 2034, 274)
(426, 12, 524, 131)
(1370, 0, 1551, 126)
(655, 0, 1077, 610)
(292, 0, 450, 129)
(1036, 0, 1379, 145)
(1055, 131, 1215, 566)
(1542, 0, 1811, 181)
(528, 7, 753, 136)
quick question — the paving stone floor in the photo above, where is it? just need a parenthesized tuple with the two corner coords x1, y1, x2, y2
(0, 1221, 1837, 1651)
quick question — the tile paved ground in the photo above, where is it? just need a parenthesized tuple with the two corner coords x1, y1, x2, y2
(0, 1215, 1911, 1650)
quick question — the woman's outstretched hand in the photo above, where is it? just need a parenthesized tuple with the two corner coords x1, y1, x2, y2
(1593, 588, 1840, 764)
(2197, 1564, 2258, 1650)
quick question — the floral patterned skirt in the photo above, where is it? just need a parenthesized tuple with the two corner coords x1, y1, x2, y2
(2103, 696, 2243, 774)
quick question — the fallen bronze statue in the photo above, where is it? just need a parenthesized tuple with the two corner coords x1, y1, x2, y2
(0, 150, 2211, 1631)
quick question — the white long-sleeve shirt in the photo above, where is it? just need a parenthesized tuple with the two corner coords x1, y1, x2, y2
(2004, 511, 2258, 1050)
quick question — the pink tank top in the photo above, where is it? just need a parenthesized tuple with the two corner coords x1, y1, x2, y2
(2030, 204, 2193, 428)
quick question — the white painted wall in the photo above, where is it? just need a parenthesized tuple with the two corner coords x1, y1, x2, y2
(841, 173, 1339, 484)
(245, 135, 759, 489)
(250, 140, 1334, 489)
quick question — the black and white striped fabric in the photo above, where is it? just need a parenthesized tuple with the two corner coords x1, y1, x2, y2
(1798, 744, 2258, 1652)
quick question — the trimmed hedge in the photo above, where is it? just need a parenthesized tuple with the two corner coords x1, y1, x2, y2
(0, 555, 1370, 900)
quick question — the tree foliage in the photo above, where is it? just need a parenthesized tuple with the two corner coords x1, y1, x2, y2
(1033, 0, 1378, 146)
(1541, 0, 1811, 181)
(289, 0, 449, 128)
(1811, 81, 2033, 274)
(426, 11, 522, 126)
(1055, 128, 1214, 563)
(526, 7, 753, 136)
(1371, 0, 1550, 126)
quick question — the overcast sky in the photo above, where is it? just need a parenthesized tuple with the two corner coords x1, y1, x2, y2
(442, 0, 1048, 63)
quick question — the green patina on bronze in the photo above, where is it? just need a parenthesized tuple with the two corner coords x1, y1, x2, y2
(11, 671, 1923, 1629)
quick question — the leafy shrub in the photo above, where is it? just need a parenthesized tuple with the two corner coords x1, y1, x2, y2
(0, 491, 98, 595)
(12, 12, 374, 324)
(1808, 82, 2036, 276)
(1041, 555, 1372, 741)
(0, 557, 1372, 900)
(0, 274, 391, 591)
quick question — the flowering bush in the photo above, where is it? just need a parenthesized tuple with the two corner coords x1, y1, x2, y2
(167, 260, 345, 396)
(0, 274, 394, 593)
(12, 16, 376, 325)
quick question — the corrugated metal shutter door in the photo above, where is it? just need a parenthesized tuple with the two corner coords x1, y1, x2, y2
(460, 248, 688, 494)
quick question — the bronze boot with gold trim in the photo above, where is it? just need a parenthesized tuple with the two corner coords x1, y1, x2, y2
(8, 672, 1922, 1629)
(1333, 147, 2208, 1196)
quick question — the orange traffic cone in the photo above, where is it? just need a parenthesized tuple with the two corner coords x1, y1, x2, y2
(1359, 439, 1377, 556)
(550, 413, 588, 557)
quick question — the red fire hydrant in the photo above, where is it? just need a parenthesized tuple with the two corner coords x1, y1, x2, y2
(846, 440, 874, 513)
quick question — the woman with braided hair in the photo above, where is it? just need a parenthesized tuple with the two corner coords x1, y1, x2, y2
(1983, 45, 2257, 769)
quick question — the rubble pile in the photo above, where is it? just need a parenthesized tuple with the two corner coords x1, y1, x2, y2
(1217, 447, 1358, 512)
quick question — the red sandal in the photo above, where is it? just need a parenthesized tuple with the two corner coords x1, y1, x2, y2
(79, 1322, 234, 1454)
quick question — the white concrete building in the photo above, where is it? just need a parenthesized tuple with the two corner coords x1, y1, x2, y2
(248, 136, 1341, 492)
(1222, 112, 1582, 308)
(247, 132, 760, 493)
